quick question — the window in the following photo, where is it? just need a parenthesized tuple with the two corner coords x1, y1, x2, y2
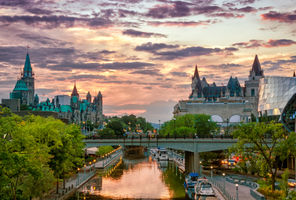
(251, 89, 255, 97)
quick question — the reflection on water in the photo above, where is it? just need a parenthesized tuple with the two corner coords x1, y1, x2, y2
(74, 155, 186, 199)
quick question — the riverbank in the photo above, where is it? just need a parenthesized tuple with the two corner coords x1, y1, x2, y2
(45, 148, 123, 200)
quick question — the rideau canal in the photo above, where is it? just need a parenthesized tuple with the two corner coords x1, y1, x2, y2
(69, 151, 187, 199)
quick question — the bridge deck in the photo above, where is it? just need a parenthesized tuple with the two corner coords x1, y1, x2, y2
(84, 138, 238, 152)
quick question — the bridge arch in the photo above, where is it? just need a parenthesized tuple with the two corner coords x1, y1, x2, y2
(229, 115, 241, 123)
(210, 115, 223, 123)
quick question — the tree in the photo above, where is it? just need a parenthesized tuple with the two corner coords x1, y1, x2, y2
(159, 114, 217, 137)
(0, 107, 85, 198)
(194, 114, 218, 137)
(97, 128, 116, 138)
(230, 121, 296, 191)
(107, 119, 124, 136)
(0, 107, 54, 200)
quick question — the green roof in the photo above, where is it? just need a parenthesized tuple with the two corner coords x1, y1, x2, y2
(23, 53, 33, 77)
(60, 105, 72, 112)
(13, 79, 28, 91)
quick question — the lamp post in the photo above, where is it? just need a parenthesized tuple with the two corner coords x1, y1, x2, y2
(77, 168, 80, 186)
(222, 173, 226, 193)
(84, 164, 86, 180)
(210, 166, 213, 179)
(199, 161, 202, 176)
(158, 120, 161, 135)
(89, 161, 92, 171)
(236, 184, 239, 200)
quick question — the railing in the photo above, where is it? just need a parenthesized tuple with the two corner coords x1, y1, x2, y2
(206, 176, 236, 200)
(75, 168, 96, 187)
(95, 150, 122, 169)
(85, 134, 234, 140)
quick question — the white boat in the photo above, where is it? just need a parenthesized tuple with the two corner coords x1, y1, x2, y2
(195, 181, 215, 197)
(157, 148, 168, 161)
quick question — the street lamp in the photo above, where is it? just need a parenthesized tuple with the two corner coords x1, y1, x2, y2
(199, 161, 202, 176)
(236, 184, 239, 200)
(211, 166, 213, 179)
(158, 120, 161, 135)
(84, 164, 86, 180)
(77, 168, 80, 186)
(222, 173, 226, 193)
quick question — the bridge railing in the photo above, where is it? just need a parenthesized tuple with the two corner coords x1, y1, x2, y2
(85, 134, 234, 140)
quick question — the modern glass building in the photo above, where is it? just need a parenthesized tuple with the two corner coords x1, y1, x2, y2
(281, 93, 296, 132)
(258, 76, 296, 132)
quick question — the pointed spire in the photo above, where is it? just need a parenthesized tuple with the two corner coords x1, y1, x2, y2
(251, 55, 263, 76)
(98, 91, 102, 97)
(192, 65, 200, 80)
(293, 71, 295, 77)
(86, 91, 92, 103)
(71, 82, 79, 98)
(23, 53, 33, 77)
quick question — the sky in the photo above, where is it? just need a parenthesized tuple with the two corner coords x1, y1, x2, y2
(0, 0, 295, 123)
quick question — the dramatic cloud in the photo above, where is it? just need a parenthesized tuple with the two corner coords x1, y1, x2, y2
(17, 33, 70, 46)
(154, 46, 238, 60)
(148, 20, 213, 27)
(262, 56, 296, 72)
(261, 10, 296, 23)
(146, 1, 192, 19)
(0, 15, 113, 29)
(130, 69, 162, 76)
(47, 61, 155, 71)
(122, 29, 166, 38)
(233, 39, 296, 48)
(170, 71, 188, 77)
(135, 42, 179, 53)
(230, 6, 257, 13)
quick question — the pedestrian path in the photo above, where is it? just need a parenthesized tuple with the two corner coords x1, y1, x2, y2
(213, 176, 255, 200)
(46, 149, 122, 199)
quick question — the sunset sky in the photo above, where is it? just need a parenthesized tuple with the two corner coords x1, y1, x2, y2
(0, 0, 295, 123)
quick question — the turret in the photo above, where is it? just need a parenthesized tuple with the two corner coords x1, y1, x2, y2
(250, 55, 264, 78)
(22, 53, 34, 78)
(86, 91, 92, 103)
(34, 94, 39, 106)
(21, 52, 35, 105)
(71, 82, 79, 99)
(190, 65, 203, 99)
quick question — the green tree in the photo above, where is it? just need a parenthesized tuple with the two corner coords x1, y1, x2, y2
(97, 128, 116, 138)
(0, 107, 85, 198)
(96, 146, 114, 157)
(230, 121, 296, 191)
(160, 114, 217, 137)
(194, 114, 218, 137)
(107, 119, 124, 136)
(0, 107, 54, 200)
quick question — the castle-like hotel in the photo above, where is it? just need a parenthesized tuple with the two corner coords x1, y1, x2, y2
(174, 55, 290, 124)
(2, 53, 103, 125)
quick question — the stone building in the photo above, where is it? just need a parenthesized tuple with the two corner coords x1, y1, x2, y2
(174, 55, 264, 124)
(4, 52, 104, 125)
(10, 53, 35, 105)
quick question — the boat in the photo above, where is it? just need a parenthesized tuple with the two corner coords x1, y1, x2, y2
(184, 172, 199, 189)
(195, 181, 215, 197)
(157, 148, 169, 161)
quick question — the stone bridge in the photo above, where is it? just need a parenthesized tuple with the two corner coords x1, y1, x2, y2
(84, 138, 239, 174)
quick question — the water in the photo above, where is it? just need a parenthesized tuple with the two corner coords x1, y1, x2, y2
(71, 155, 186, 199)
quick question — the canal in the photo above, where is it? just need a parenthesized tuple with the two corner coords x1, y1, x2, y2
(69, 154, 187, 199)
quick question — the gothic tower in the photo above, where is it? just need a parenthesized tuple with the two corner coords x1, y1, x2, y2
(21, 53, 35, 105)
(93, 91, 103, 123)
(86, 91, 92, 103)
(189, 65, 203, 99)
(245, 55, 264, 116)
